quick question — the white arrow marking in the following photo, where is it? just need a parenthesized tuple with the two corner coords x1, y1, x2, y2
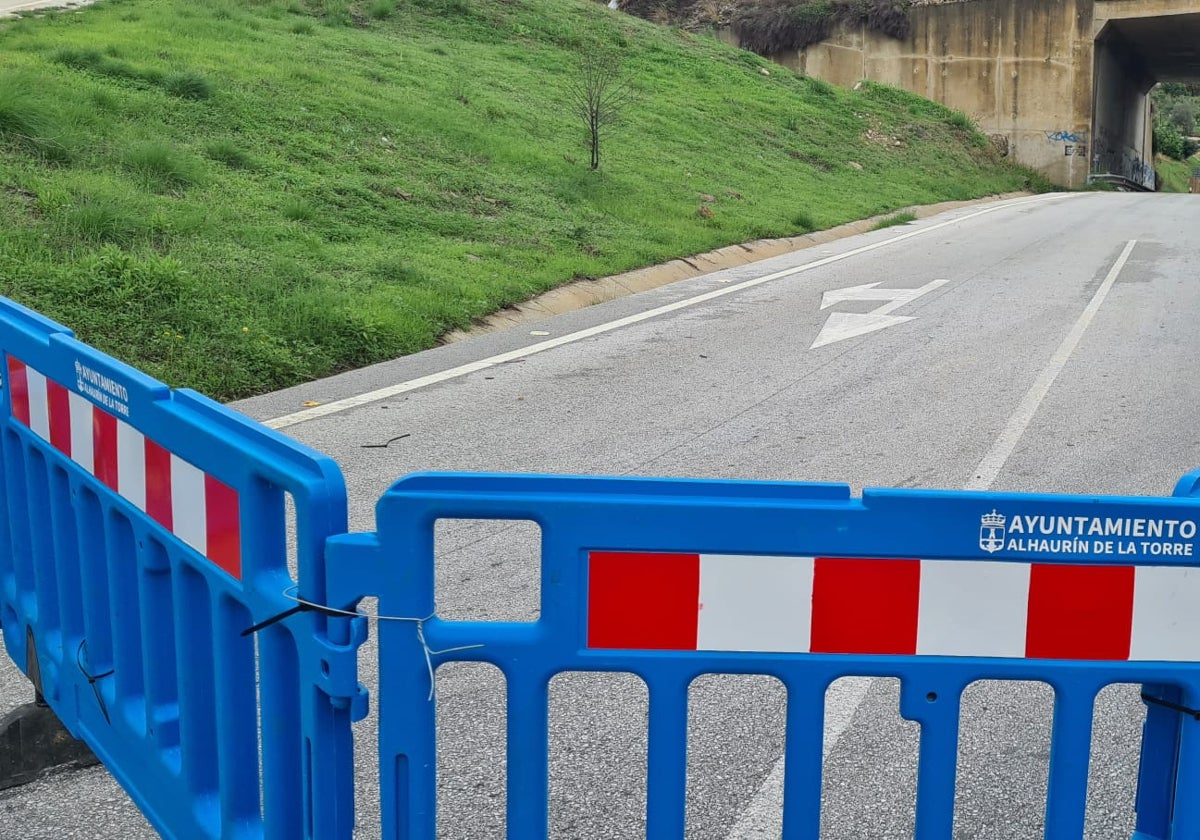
(810, 312, 914, 348)
(819, 281, 890, 309)
(811, 278, 949, 348)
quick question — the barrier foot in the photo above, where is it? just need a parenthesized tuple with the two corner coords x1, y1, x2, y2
(0, 701, 100, 791)
(0, 626, 100, 790)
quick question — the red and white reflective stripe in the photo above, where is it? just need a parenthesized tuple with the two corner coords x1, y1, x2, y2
(586, 552, 1200, 662)
(6, 356, 241, 579)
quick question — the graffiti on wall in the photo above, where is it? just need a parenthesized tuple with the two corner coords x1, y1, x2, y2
(1045, 130, 1086, 144)
(1045, 130, 1089, 159)
(1090, 129, 1156, 190)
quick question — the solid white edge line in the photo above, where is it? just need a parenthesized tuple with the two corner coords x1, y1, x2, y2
(265, 192, 1080, 429)
(725, 238, 1136, 838)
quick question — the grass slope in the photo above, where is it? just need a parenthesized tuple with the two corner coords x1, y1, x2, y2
(1157, 154, 1199, 193)
(0, 0, 1045, 399)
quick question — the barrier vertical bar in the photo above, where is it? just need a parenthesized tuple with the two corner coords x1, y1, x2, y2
(379, 617, 439, 840)
(6, 439, 34, 627)
(50, 469, 85, 664)
(25, 451, 57, 651)
(137, 536, 180, 769)
(908, 683, 961, 840)
(1167, 684, 1200, 838)
(506, 671, 551, 840)
(1132, 683, 1180, 839)
(258, 621, 301, 840)
(645, 675, 689, 840)
(174, 564, 219, 831)
(214, 595, 260, 828)
(76, 486, 112, 713)
(108, 512, 144, 731)
(1044, 684, 1096, 840)
(779, 681, 826, 840)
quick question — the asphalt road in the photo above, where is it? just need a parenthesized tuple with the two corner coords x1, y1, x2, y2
(0, 0, 92, 17)
(2, 191, 1199, 838)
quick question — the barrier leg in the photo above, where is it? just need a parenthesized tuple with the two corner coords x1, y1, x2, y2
(1167, 685, 1200, 839)
(0, 627, 98, 790)
(1132, 684, 1182, 840)
(645, 676, 689, 840)
(1044, 686, 1095, 840)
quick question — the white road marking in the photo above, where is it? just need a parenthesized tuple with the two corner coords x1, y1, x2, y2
(817, 280, 925, 309)
(810, 312, 914, 348)
(811, 278, 950, 348)
(724, 677, 873, 839)
(264, 193, 1079, 429)
(725, 239, 1137, 839)
(964, 239, 1137, 490)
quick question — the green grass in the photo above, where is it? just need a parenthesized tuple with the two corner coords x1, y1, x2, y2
(368, 0, 396, 19)
(0, 0, 1046, 400)
(1156, 154, 1199, 193)
(203, 138, 258, 170)
(872, 211, 917, 230)
(122, 141, 202, 192)
(162, 69, 215, 100)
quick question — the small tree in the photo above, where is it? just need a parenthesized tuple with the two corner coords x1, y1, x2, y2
(1168, 99, 1196, 137)
(567, 47, 634, 170)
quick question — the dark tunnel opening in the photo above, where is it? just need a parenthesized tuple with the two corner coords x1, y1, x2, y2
(1092, 12, 1200, 190)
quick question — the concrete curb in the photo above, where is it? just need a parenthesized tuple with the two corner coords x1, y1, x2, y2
(442, 191, 1034, 342)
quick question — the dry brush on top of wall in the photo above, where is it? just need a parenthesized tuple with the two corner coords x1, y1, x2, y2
(614, 0, 921, 55)
(732, 0, 913, 55)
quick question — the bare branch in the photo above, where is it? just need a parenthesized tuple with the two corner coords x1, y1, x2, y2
(567, 46, 635, 169)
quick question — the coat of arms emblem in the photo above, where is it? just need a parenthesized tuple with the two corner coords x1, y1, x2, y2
(979, 510, 1006, 553)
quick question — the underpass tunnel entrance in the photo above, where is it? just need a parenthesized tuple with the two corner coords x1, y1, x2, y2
(1092, 13, 1200, 190)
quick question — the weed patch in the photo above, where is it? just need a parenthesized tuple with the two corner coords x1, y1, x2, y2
(0, 74, 56, 144)
(281, 198, 316, 221)
(163, 70, 214, 100)
(203, 138, 257, 170)
(122, 142, 201, 191)
(62, 195, 148, 246)
(368, 0, 395, 19)
(872, 210, 916, 230)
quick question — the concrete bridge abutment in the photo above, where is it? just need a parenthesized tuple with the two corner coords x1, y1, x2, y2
(737, 0, 1200, 189)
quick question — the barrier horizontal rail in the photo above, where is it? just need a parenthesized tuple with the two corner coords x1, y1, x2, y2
(325, 472, 1200, 840)
(0, 298, 365, 839)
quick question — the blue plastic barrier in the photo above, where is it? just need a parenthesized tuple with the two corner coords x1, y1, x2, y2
(324, 472, 1200, 840)
(0, 299, 366, 839)
(2, 295, 1200, 839)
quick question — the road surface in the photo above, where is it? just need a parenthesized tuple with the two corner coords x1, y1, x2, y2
(2, 191, 1198, 838)
(0, 0, 93, 17)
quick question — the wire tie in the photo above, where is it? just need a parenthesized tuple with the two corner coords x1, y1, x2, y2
(1141, 692, 1200, 721)
(76, 639, 114, 726)
(248, 586, 483, 701)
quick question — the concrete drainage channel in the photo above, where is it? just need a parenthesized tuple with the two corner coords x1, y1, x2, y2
(441, 191, 1034, 342)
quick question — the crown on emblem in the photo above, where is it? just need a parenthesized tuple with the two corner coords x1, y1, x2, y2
(980, 510, 1006, 527)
